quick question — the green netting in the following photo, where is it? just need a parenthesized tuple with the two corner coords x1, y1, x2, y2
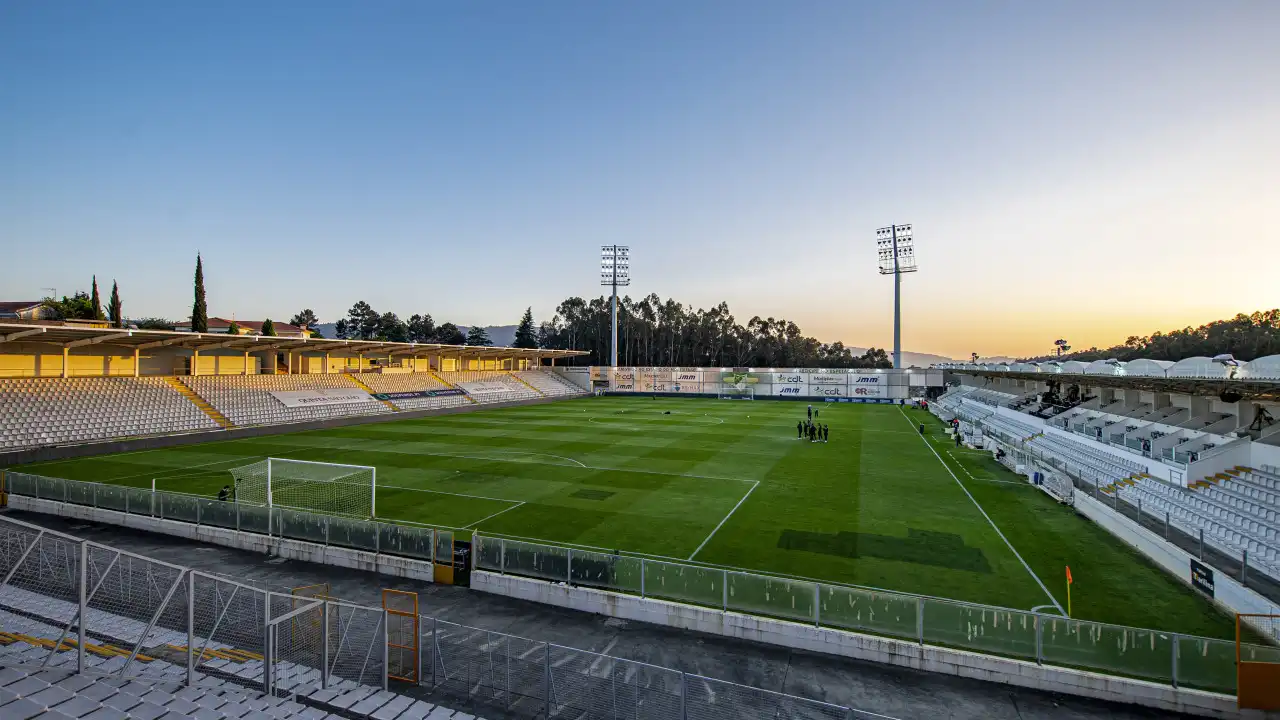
(643, 560, 724, 608)
(727, 573, 815, 623)
(1040, 618, 1173, 682)
(818, 585, 918, 640)
(922, 600, 1038, 660)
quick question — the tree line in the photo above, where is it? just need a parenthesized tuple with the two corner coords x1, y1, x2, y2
(535, 294, 892, 368)
(1022, 310, 1280, 363)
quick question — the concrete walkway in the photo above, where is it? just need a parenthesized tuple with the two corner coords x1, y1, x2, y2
(4, 510, 1197, 720)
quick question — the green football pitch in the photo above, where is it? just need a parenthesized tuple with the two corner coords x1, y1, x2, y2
(10, 396, 1239, 639)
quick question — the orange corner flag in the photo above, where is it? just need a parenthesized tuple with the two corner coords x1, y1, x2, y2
(1066, 566, 1073, 584)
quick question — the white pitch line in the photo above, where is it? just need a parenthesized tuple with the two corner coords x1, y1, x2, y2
(688, 481, 760, 561)
(897, 406, 1066, 617)
(463, 501, 526, 529)
(374, 482, 524, 504)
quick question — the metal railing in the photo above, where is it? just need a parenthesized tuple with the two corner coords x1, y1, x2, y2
(0, 513, 884, 720)
(1, 472, 437, 562)
(473, 532, 1280, 698)
(0, 514, 387, 695)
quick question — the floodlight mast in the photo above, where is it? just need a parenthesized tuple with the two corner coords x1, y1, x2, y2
(601, 246, 630, 368)
(876, 224, 918, 369)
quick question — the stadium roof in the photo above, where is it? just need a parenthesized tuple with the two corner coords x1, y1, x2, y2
(0, 322, 588, 361)
(940, 364, 1280, 401)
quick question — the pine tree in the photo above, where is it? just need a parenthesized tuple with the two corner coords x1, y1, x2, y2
(226, 320, 240, 335)
(107, 281, 122, 328)
(191, 254, 208, 333)
(90, 275, 105, 321)
(465, 325, 492, 346)
(514, 307, 538, 348)
(261, 318, 277, 336)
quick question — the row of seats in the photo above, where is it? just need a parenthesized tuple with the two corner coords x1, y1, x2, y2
(1118, 481, 1280, 575)
(0, 378, 217, 450)
(182, 374, 394, 427)
(353, 372, 473, 412)
(0, 371, 589, 452)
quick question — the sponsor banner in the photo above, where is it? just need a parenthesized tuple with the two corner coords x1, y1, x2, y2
(458, 381, 513, 395)
(808, 384, 848, 398)
(770, 372, 805, 385)
(670, 382, 703, 394)
(771, 384, 806, 397)
(1191, 559, 1215, 598)
(370, 389, 466, 401)
(850, 384, 886, 398)
(270, 389, 376, 408)
(807, 374, 848, 386)
(720, 371, 765, 391)
(671, 370, 703, 383)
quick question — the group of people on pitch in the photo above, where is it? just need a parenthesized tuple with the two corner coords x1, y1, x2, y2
(797, 404, 829, 443)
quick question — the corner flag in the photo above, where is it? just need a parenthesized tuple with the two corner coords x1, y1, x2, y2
(1065, 566, 1073, 617)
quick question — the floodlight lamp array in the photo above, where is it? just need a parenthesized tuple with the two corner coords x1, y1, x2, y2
(601, 245, 631, 286)
(876, 225, 918, 274)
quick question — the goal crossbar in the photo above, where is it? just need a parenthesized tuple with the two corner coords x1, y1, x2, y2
(229, 457, 377, 519)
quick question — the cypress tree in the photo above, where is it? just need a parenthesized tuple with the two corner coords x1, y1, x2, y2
(261, 318, 277, 337)
(191, 254, 208, 332)
(107, 281, 122, 328)
(514, 307, 538, 348)
(90, 275, 105, 321)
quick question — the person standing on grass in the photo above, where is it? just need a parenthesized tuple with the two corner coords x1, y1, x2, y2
(796, 420, 803, 439)
(218, 485, 232, 502)
(807, 404, 812, 420)
(823, 424, 829, 443)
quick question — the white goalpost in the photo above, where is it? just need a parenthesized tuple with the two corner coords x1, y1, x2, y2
(229, 457, 377, 519)
(717, 385, 754, 400)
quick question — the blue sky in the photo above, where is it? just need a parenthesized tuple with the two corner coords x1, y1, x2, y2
(2, 1, 1277, 358)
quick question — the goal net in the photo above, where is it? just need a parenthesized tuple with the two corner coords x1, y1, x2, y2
(718, 385, 754, 400)
(229, 458, 376, 519)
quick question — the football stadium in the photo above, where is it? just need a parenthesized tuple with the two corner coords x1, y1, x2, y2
(5, 4, 1280, 720)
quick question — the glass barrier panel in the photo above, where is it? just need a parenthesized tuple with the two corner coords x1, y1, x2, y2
(159, 493, 199, 523)
(5, 473, 38, 497)
(1175, 636, 1237, 694)
(37, 476, 65, 501)
(569, 549, 643, 594)
(818, 585, 918, 641)
(198, 498, 239, 530)
(278, 509, 328, 544)
(238, 504, 270, 534)
(435, 530, 454, 566)
(475, 536, 503, 571)
(126, 487, 155, 516)
(642, 560, 724, 608)
(727, 573, 815, 623)
(502, 539, 568, 583)
(66, 481, 95, 507)
(379, 523, 434, 560)
(329, 516, 379, 551)
(922, 600, 1037, 660)
(1040, 618, 1173, 683)
(95, 484, 129, 513)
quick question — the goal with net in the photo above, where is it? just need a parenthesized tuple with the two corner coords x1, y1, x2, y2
(717, 385, 754, 400)
(229, 458, 376, 519)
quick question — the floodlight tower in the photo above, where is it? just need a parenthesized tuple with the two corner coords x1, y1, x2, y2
(876, 224, 918, 369)
(600, 245, 630, 367)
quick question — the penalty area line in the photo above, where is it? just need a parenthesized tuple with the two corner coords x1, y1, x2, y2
(688, 481, 760, 561)
(898, 406, 1066, 617)
(464, 501, 526, 530)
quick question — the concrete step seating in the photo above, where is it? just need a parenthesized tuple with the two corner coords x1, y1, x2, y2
(979, 412, 1038, 441)
(1028, 433, 1143, 485)
(0, 377, 218, 451)
(0, 662, 481, 720)
(511, 371, 583, 397)
(437, 372, 539, 404)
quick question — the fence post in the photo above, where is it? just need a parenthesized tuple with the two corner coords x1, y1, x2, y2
(566, 548, 572, 586)
(1171, 633, 1179, 688)
(916, 598, 924, 646)
(640, 558, 645, 598)
(382, 609, 389, 691)
(1165, 512, 1170, 540)
(431, 616, 437, 687)
(196, 498, 201, 527)
(186, 571, 195, 686)
(1199, 529, 1204, 560)
(544, 642, 552, 718)
(263, 591, 272, 694)
(1035, 615, 1043, 665)
(1137, 498, 1142, 524)
(321, 601, 329, 690)
(500, 538, 506, 574)
(722, 571, 728, 612)
(1242, 550, 1248, 584)
(813, 583, 820, 627)
(77, 540, 87, 674)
